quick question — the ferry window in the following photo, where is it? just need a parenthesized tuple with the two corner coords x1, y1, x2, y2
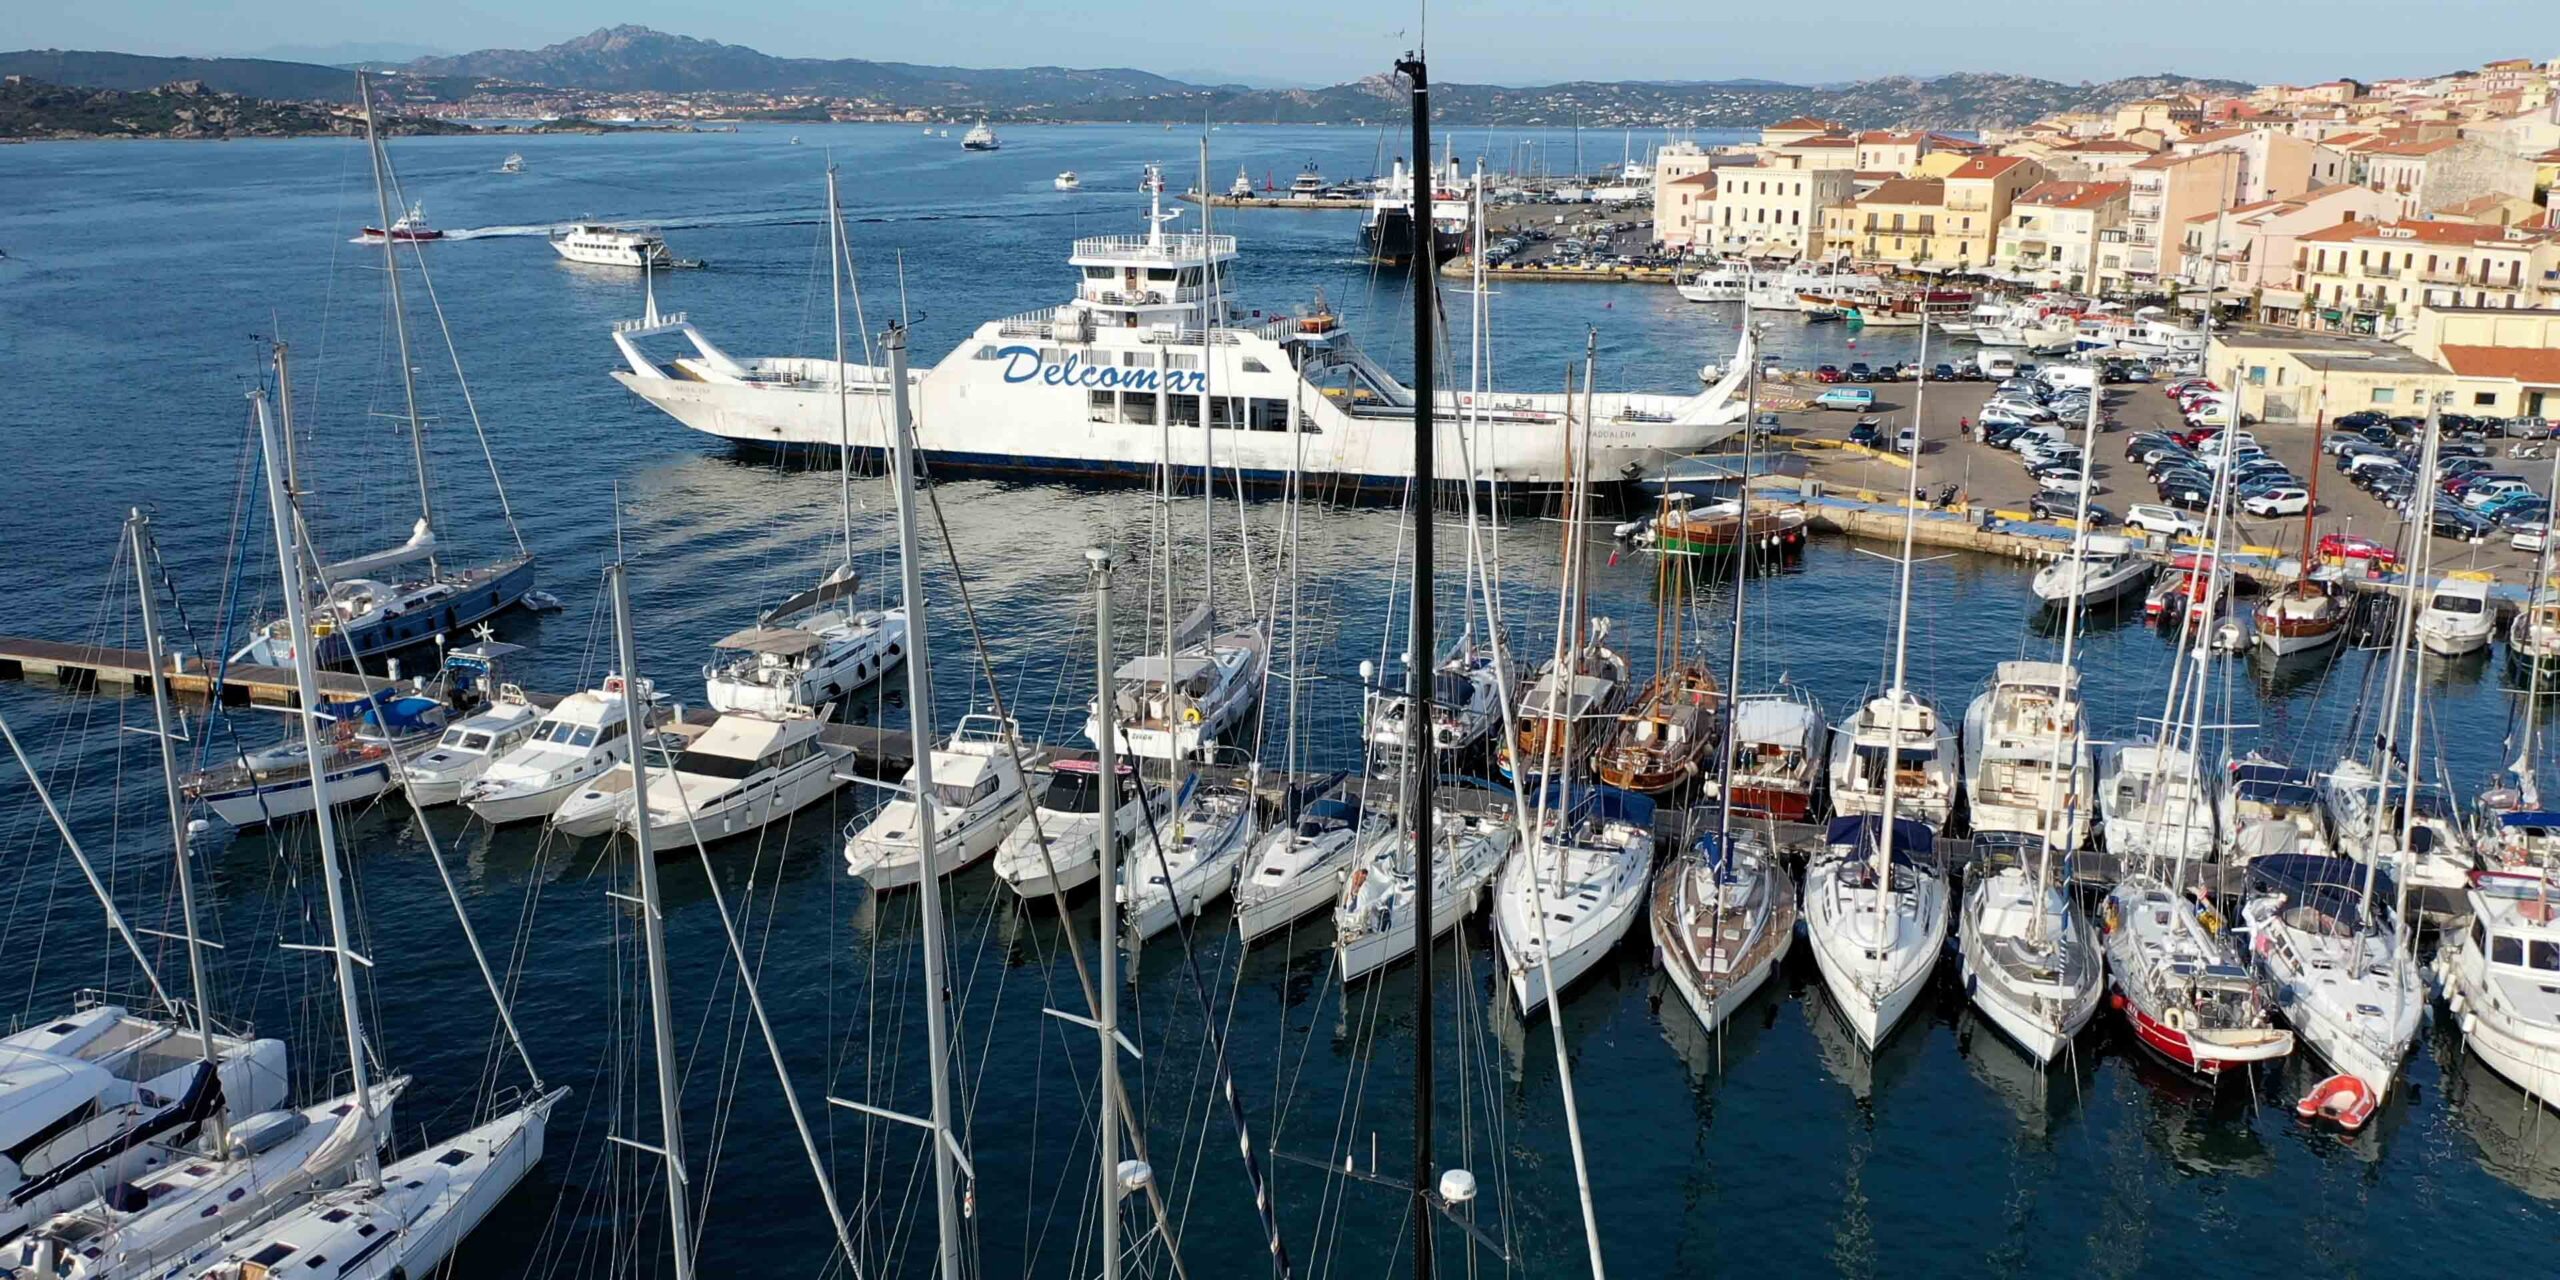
(2536, 940, 2560, 972)
(1123, 395, 1158, 426)
(1090, 390, 1116, 423)
(1084, 266, 1113, 281)
(2493, 934, 2524, 966)
(1298, 409, 1321, 433)
(2474, 918, 2488, 953)
(1251, 398, 1289, 431)
(974, 345, 1002, 361)
(1039, 347, 1064, 366)
(1166, 353, 1200, 371)
(1241, 358, 1268, 373)
(1125, 352, 1157, 368)
(603, 720, 627, 743)
(1168, 394, 1201, 426)
(1148, 268, 1177, 282)
(1210, 396, 1240, 429)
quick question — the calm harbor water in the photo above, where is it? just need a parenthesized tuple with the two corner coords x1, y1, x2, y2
(3, 124, 2555, 1279)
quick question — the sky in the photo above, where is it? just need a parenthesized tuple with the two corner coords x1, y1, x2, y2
(1, 0, 2548, 88)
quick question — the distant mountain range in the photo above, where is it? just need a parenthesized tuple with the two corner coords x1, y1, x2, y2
(0, 27, 2256, 129)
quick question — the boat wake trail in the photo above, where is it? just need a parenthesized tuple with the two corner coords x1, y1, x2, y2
(348, 206, 1103, 245)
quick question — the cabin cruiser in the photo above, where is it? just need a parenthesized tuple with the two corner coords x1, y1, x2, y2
(962, 120, 999, 150)
(1651, 824, 1794, 1033)
(1334, 798, 1515, 981)
(2097, 739, 2218, 866)
(2415, 577, 2495, 657)
(1804, 815, 1948, 1049)
(1826, 688, 1958, 832)
(1962, 661, 2094, 851)
(550, 223, 697, 269)
(623, 712, 850, 852)
(2324, 757, 2477, 897)
(461, 674, 661, 825)
(359, 202, 441, 242)
(1288, 161, 1328, 198)
(1958, 832, 2103, 1065)
(2237, 855, 2422, 1122)
(2030, 533, 2151, 607)
(1054, 171, 1081, 192)
(1362, 644, 1505, 760)
(609, 170, 1753, 493)
(704, 572, 908, 716)
(1086, 606, 1266, 761)
(844, 714, 1029, 888)
(1722, 689, 1825, 820)
(2510, 589, 2560, 673)
(2101, 875, 2294, 1082)
(1676, 262, 1749, 303)
(399, 666, 542, 806)
(0, 1004, 290, 1245)
(1121, 779, 1258, 941)
(1495, 786, 1655, 1015)
(1234, 775, 1376, 944)
(992, 759, 1169, 898)
(2436, 867, 2560, 1112)
(2218, 757, 2332, 862)
(1229, 166, 1255, 198)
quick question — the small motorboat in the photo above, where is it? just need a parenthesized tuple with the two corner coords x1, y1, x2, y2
(1054, 171, 1081, 192)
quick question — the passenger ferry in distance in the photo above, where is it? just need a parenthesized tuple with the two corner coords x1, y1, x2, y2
(608, 167, 1753, 494)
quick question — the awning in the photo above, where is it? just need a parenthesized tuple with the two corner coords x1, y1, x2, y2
(2258, 289, 2305, 311)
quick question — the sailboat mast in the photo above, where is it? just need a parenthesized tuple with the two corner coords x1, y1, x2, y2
(1091, 550, 1126, 1280)
(886, 325, 968, 1278)
(2383, 392, 2447, 927)
(605, 565, 695, 1280)
(1876, 304, 1930, 903)
(2363, 393, 2437, 903)
(1198, 140, 1218, 615)
(827, 164, 855, 568)
(1715, 308, 1760, 878)
(1395, 51, 1440, 1280)
(355, 73, 436, 572)
(2517, 444, 2560, 807)
(251, 390, 381, 1188)
(127, 511, 221, 1127)
(2039, 318, 2103, 913)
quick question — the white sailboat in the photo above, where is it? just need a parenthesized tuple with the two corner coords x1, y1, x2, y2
(1805, 315, 1950, 1051)
(1121, 779, 1258, 942)
(1335, 800, 1514, 982)
(2237, 855, 2422, 1127)
(1234, 776, 1377, 943)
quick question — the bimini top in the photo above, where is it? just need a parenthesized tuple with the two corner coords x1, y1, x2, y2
(2247, 853, 2391, 931)
(2500, 810, 2560, 831)
(1826, 815, 1936, 865)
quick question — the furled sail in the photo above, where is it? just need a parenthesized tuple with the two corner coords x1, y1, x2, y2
(321, 518, 435, 580)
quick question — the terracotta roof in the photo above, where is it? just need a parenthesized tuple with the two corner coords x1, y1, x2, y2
(2295, 217, 2552, 247)
(2438, 193, 2521, 215)
(1850, 170, 1901, 182)
(2014, 180, 2126, 209)
(1855, 130, 1927, 144)
(1667, 171, 1718, 188)
(2362, 137, 2462, 156)
(1766, 116, 1843, 131)
(2059, 138, 2154, 154)
(2439, 346, 2560, 384)
(1786, 135, 1857, 148)
(1928, 134, 1989, 152)
(2182, 126, 2254, 144)
(1856, 177, 1947, 206)
(1948, 155, 2031, 180)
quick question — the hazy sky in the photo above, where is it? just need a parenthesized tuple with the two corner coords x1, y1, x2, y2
(2, 0, 2547, 87)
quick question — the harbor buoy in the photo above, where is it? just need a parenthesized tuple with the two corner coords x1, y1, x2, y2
(2295, 1073, 2376, 1131)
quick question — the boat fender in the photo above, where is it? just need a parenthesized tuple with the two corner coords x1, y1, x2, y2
(1182, 706, 1203, 725)
(2461, 1012, 2477, 1036)
(2449, 991, 2466, 1015)
(2164, 1006, 2188, 1032)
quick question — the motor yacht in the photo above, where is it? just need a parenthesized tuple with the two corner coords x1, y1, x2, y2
(843, 714, 1029, 888)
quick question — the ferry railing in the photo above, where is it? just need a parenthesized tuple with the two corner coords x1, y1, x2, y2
(1072, 232, 1236, 262)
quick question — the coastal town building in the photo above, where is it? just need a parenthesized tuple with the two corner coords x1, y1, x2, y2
(1655, 170, 1719, 251)
(1700, 156, 1853, 259)
(2170, 128, 2348, 202)
(1992, 180, 2127, 290)
(2203, 325, 2453, 423)
(1940, 154, 2049, 271)
(2125, 150, 2243, 290)
(2404, 305, 2560, 417)
(2168, 183, 2399, 323)
(2294, 218, 2560, 333)
(2352, 135, 2538, 217)
(1823, 177, 1947, 269)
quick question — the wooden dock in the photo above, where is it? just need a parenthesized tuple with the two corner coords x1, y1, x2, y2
(0, 636, 392, 706)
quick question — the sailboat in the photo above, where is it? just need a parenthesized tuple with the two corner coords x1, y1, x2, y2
(993, 758, 1170, 897)
(1084, 165, 1269, 763)
(2236, 854, 2423, 1127)
(234, 74, 535, 669)
(191, 387, 564, 1280)
(1233, 773, 1377, 942)
(1594, 506, 1722, 795)
(2478, 445, 2560, 871)
(2255, 397, 2346, 657)
(1960, 661, 2093, 850)
(1497, 364, 1629, 783)
(1805, 313, 1950, 1052)
(704, 166, 909, 716)
(1651, 334, 1798, 1035)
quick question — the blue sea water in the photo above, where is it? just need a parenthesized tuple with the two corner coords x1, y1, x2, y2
(1, 123, 2555, 1279)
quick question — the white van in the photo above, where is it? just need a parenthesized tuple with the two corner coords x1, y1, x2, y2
(2038, 365, 2098, 393)
(1977, 351, 2020, 380)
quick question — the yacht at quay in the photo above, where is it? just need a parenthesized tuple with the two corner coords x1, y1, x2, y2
(609, 169, 1752, 495)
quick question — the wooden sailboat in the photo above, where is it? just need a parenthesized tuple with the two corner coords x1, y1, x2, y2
(1499, 360, 1628, 782)
(2256, 386, 2345, 657)
(1596, 490, 1722, 794)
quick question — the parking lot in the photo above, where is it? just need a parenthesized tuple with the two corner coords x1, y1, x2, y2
(1776, 366, 2553, 583)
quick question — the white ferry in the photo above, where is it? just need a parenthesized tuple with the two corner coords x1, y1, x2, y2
(608, 169, 1752, 495)
(551, 223, 698, 270)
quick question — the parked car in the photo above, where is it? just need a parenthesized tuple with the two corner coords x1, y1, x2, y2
(1931, 362, 1959, 382)
(2490, 499, 2550, 528)
(2433, 506, 2493, 543)
(2029, 492, 2114, 523)
(1892, 425, 1920, 455)
(1985, 423, 2029, 447)
(2335, 410, 2388, 430)
(1848, 362, 1875, 382)
(2318, 533, 2398, 567)
(1815, 364, 1846, 384)
(2160, 477, 2214, 510)
(2242, 487, 2311, 517)
(2462, 478, 2538, 509)
(2322, 432, 2378, 456)
(2127, 504, 2206, 538)
(2122, 365, 2154, 384)
(2512, 521, 2550, 552)
(2037, 467, 2093, 494)
(1815, 387, 1875, 411)
(1847, 418, 1882, 447)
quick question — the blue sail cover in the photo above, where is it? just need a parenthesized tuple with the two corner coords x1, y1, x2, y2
(2501, 810, 2560, 831)
(2246, 854, 2391, 931)
(1826, 815, 1935, 865)
(1532, 780, 1656, 831)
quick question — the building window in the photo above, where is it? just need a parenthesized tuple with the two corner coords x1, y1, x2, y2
(1250, 398, 1290, 431)
(2371, 387, 2396, 405)
(2475, 392, 2498, 407)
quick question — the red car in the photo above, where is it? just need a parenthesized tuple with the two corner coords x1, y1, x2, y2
(2174, 426, 2224, 448)
(1814, 365, 1846, 384)
(2317, 533, 2398, 567)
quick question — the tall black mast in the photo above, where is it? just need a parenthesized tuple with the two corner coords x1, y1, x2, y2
(1395, 48, 1438, 1280)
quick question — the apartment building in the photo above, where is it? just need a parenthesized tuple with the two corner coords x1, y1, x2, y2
(2125, 150, 2243, 288)
(2354, 136, 2537, 216)
(1992, 180, 2127, 290)
(1700, 156, 1854, 258)
(1940, 155, 2050, 271)
(2295, 218, 2560, 332)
